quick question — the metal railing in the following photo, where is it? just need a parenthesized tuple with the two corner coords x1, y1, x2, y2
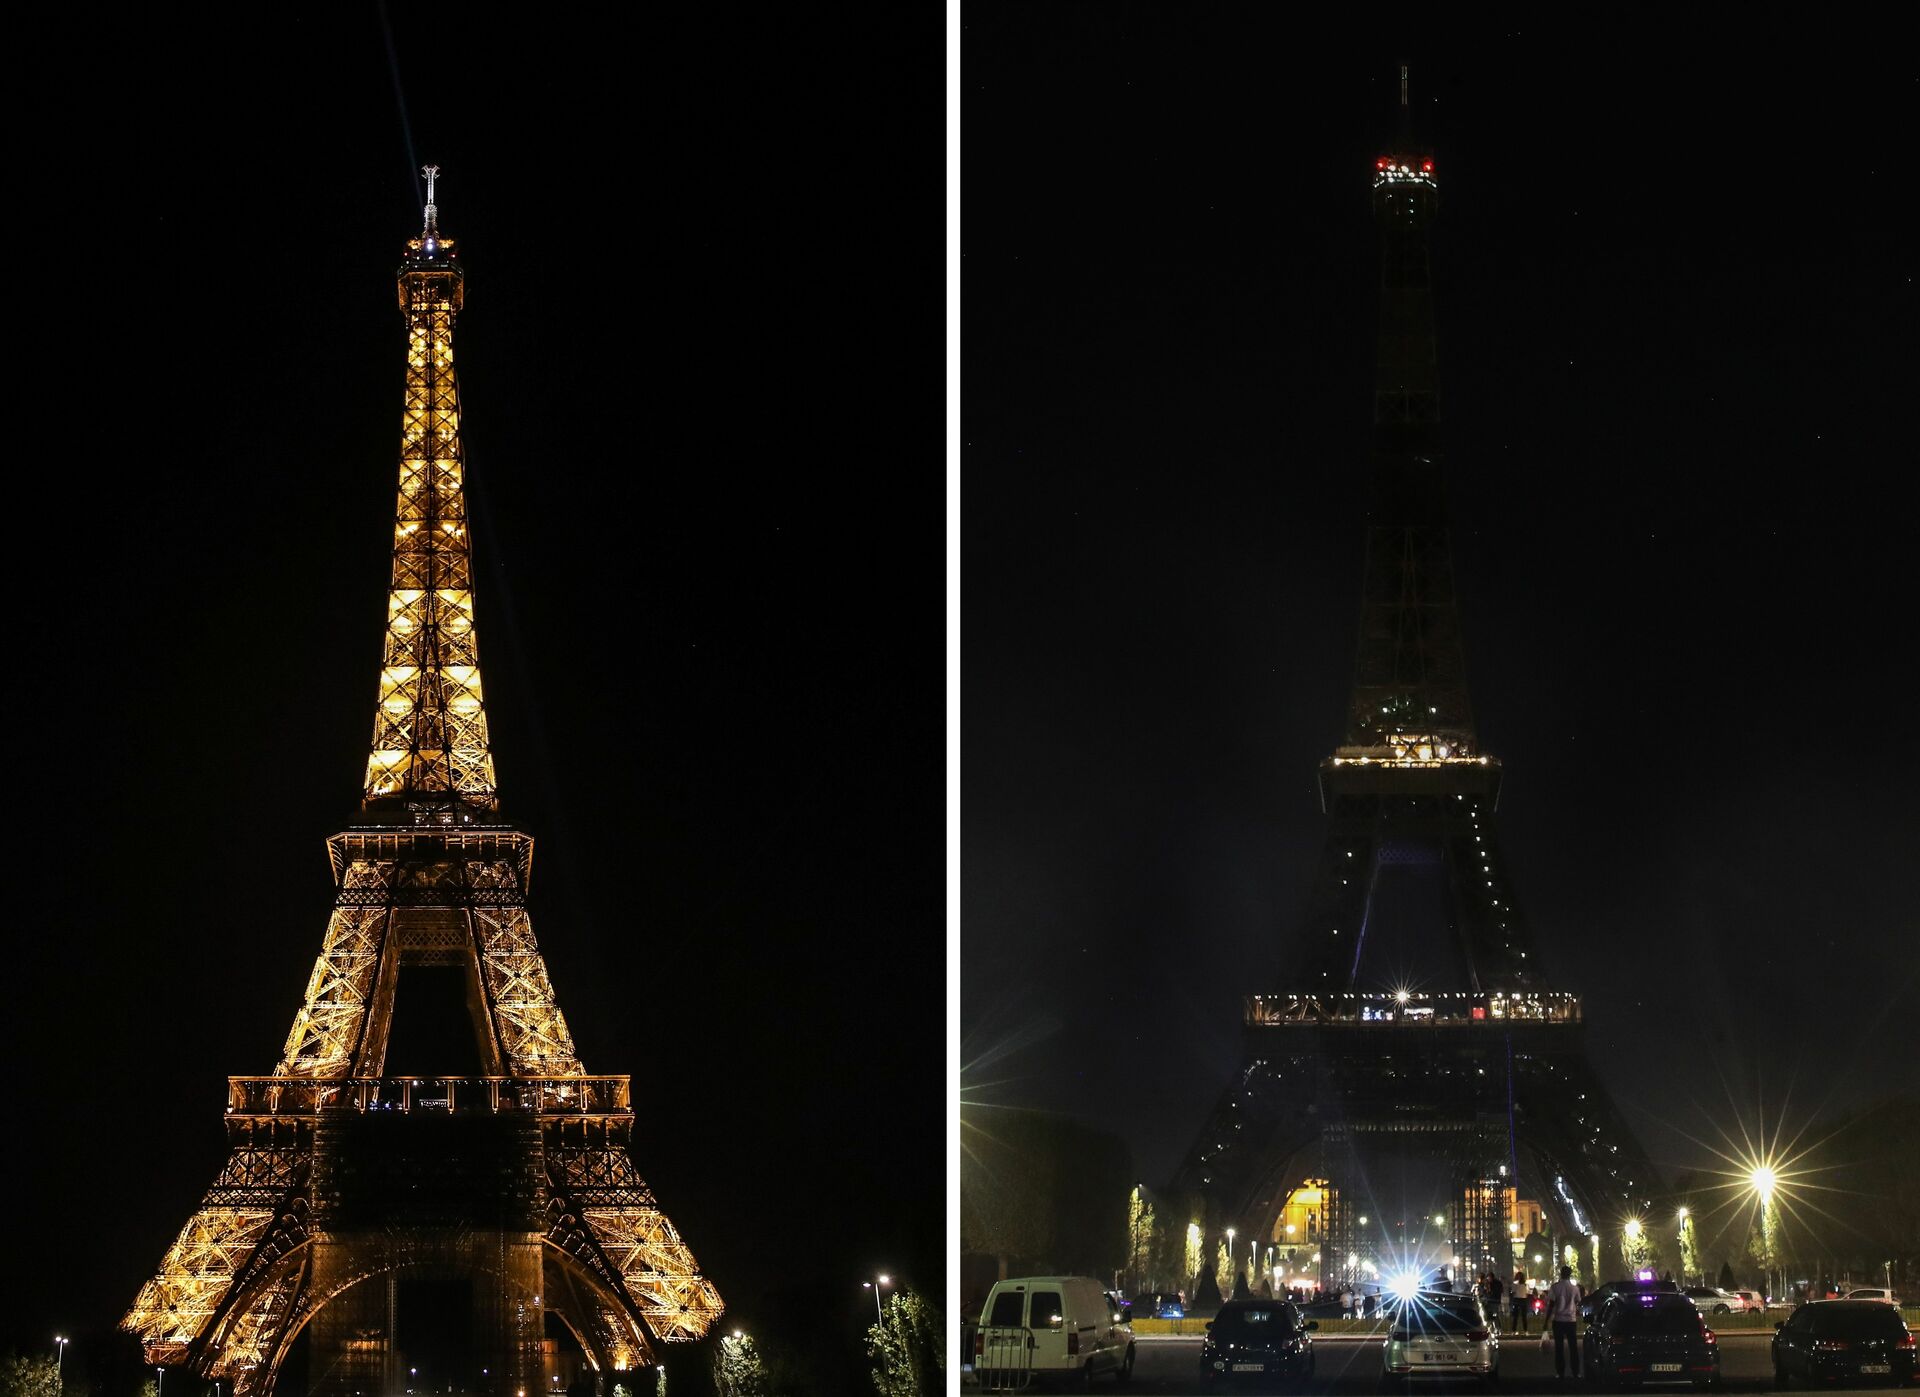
(227, 1075, 630, 1117)
(1246, 991, 1583, 1029)
(971, 1325, 1035, 1392)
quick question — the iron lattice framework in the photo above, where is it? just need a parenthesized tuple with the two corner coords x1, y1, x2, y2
(1168, 72, 1662, 1292)
(124, 170, 722, 1394)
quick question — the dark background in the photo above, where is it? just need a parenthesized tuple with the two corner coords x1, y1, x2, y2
(963, 10, 1914, 1213)
(3, 5, 941, 1387)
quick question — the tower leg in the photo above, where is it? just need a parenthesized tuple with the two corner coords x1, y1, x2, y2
(305, 1265, 392, 1397)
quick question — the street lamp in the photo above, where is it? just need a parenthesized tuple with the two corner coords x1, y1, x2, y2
(54, 1337, 68, 1383)
(861, 1273, 892, 1323)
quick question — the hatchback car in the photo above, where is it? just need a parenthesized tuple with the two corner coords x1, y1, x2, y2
(1199, 1299, 1317, 1390)
(1843, 1288, 1903, 1307)
(1585, 1291, 1720, 1388)
(1772, 1300, 1916, 1386)
(1381, 1290, 1499, 1387)
(1681, 1286, 1739, 1315)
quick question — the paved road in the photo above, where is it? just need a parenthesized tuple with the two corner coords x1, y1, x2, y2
(1099, 1333, 1910, 1395)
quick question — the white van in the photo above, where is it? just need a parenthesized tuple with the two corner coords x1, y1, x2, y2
(974, 1274, 1134, 1389)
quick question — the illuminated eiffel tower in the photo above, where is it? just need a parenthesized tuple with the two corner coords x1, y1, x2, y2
(1167, 72, 1663, 1300)
(123, 169, 723, 1394)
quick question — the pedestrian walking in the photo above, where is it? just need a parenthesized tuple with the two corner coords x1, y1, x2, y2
(1545, 1265, 1583, 1378)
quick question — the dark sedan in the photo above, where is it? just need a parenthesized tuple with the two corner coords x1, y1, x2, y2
(1584, 1291, 1720, 1388)
(1199, 1299, 1318, 1390)
(1771, 1300, 1916, 1387)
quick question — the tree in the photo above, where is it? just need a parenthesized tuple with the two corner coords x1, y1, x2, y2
(1717, 1260, 1735, 1291)
(960, 1110, 1132, 1277)
(712, 1333, 769, 1397)
(866, 1290, 944, 1397)
(1125, 1187, 1154, 1293)
(1678, 1214, 1701, 1284)
(0, 1355, 61, 1397)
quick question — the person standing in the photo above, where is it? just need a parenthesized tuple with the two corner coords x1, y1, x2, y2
(1483, 1269, 1505, 1331)
(1510, 1269, 1528, 1333)
(1546, 1265, 1583, 1379)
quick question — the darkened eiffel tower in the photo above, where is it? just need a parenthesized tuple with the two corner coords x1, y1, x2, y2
(1169, 72, 1662, 1298)
(123, 170, 723, 1394)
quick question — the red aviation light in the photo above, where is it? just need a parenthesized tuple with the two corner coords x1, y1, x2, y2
(1377, 157, 1390, 169)
(1422, 160, 1434, 172)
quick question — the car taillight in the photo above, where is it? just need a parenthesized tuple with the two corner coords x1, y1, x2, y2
(1067, 1331, 1079, 1356)
(974, 1332, 984, 1357)
(1896, 1335, 1916, 1350)
(1703, 1329, 1716, 1345)
(1467, 1329, 1490, 1342)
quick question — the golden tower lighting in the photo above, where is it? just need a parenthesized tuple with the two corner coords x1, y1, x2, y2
(121, 169, 722, 1392)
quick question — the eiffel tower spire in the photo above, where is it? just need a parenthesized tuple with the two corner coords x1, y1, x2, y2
(364, 166, 497, 814)
(122, 173, 723, 1391)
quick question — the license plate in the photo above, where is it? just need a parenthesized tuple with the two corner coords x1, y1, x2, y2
(1861, 1365, 1890, 1375)
(1419, 1352, 1455, 1363)
(1232, 1362, 1266, 1372)
(1651, 1364, 1681, 1373)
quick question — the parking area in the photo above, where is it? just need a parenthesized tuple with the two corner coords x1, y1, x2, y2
(963, 1331, 1910, 1394)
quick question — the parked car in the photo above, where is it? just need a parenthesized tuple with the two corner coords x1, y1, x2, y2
(1584, 1290, 1721, 1389)
(1381, 1289, 1499, 1386)
(1198, 1298, 1317, 1391)
(1582, 1278, 1680, 1322)
(1771, 1300, 1916, 1386)
(1134, 1290, 1187, 1319)
(974, 1275, 1134, 1389)
(1730, 1290, 1766, 1314)
(1681, 1286, 1739, 1315)
(1841, 1287, 1903, 1307)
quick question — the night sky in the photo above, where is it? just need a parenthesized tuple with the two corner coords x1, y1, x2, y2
(963, 14, 1915, 1201)
(4, 6, 940, 1383)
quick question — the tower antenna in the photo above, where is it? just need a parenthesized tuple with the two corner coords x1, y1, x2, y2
(1399, 63, 1412, 141)
(422, 163, 440, 236)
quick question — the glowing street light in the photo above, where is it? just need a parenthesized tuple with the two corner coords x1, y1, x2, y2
(861, 1273, 892, 1323)
(54, 1337, 68, 1381)
(1748, 1165, 1777, 1202)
